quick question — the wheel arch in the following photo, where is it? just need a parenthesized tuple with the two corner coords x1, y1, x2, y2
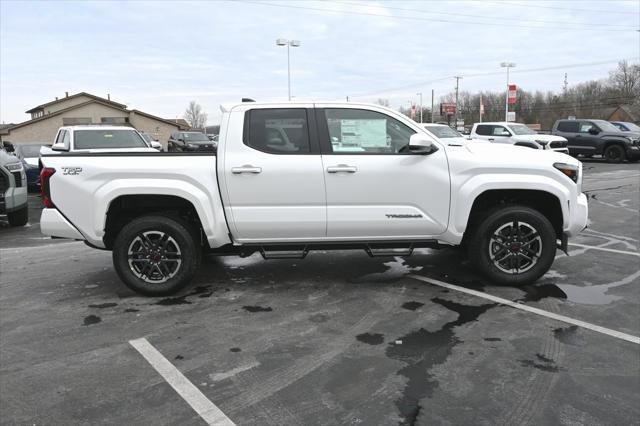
(463, 189, 564, 242)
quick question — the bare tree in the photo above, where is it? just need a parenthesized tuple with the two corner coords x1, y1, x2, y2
(375, 98, 390, 107)
(609, 60, 640, 99)
(184, 101, 208, 129)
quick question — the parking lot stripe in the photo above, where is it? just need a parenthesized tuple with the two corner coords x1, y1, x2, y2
(408, 275, 640, 345)
(567, 243, 639, 257)
(129, 338, 236, 426)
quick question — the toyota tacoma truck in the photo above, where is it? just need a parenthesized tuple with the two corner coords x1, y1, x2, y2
(39, 102, 588, 296)
(470, 122, 569, 153)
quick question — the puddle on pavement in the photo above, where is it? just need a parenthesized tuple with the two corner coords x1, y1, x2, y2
(88, 302, 118, 308)
(386, 297, 495, 425)
(350, 257, 423, 283)
(553, 326, 583, 346)
(82, 315, 101, 326)
(356, 332, 385, 345)
(402, 301, 425, 311)
(518, 353, 564, 373)
(242, 305, 273, 313)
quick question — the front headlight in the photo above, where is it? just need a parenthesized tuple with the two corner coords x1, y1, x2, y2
(5, 162, 23, 172)
(554, 162, 579, 183)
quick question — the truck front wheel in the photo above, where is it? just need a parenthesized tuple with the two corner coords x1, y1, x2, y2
(468, 205, 556, 286)
(7, 206, 28, 227)
(112, 215, 201, 296)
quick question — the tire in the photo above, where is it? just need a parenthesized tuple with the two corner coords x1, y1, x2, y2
(112, 215, 201, 296)
(468, 205, 556, 286)
(7, 205, 28, 227)
(603, 145, 625, 163)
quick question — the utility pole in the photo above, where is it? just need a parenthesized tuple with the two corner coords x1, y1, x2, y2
(346, 96, 349, 102)
(454, 76, 462, 127)
(479, 93, 483, 123)
(431, 89, 434, 123)
(563, 73, 568, 94)
(416, 92, 423, 123)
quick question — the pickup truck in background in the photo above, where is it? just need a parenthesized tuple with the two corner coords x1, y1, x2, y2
(39, 102, 588, 296)
(41, 125, 160, 155)
(551, 119, 640, 163)
(1, 146, 28, 226)
(470, 122, 569, 153)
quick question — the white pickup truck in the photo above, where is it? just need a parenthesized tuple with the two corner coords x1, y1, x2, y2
(39, 102, 588, 295)
(470, 122, 569, 153)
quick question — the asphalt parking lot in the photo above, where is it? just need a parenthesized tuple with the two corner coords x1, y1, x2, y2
(1, 160, 638, 426)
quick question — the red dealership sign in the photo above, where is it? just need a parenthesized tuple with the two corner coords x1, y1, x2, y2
(440, 103, 457, 114)
(508, 84, 517, 105)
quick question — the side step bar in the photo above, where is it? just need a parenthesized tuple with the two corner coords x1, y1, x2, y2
(223, 241, 444, 258)
(259, 245, 309, 260)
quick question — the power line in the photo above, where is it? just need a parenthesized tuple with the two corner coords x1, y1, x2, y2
(236, 1, 637, 32)
(349, 59, 639, 99)
(483, 0, 640, 15)
(335, 0, 638, 28)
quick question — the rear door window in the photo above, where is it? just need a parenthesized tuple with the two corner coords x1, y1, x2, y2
(475, 125, 492, 136)
(557, 121, 579, 132)
(491, 126, 511, 136)
(245, 108, 310, 154)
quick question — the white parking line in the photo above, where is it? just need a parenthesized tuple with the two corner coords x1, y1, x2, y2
(567, 243, 639, 257)
(408, 274, 640, 345)
(129, 338, 236, 426)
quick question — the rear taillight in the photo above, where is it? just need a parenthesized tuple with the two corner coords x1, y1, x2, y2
(40, 167, 56, 208)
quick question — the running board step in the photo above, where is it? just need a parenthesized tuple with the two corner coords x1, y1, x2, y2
(260, 245, 309, 260)
(364, 244, 414, 257)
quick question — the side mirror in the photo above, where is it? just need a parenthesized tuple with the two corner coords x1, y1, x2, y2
(409, 134, 439, 155)
(2, 141, 15, 152)
(150, 141, 162, 150)
(588, 128, 599, 135)
(178, 138, 185, 142)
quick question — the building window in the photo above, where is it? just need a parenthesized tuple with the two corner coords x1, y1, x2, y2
(62, 117, 92, 125)
(101, 117, 129, 124)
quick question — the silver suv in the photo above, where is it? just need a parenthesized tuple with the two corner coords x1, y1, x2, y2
(1, 143, 28, 226)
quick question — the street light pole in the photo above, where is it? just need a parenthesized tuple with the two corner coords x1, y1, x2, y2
(276, 38, 301, 101)
(501, 62, 516, 121)
(416, 92, 423, 123)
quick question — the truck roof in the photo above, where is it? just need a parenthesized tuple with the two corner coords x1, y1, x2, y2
(220, 101, 392, 113)
(59, 125, 138, 131)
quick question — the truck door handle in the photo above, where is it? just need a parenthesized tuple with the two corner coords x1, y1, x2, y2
(488, 138, 494, 141)
(327, 164, 358, 173)
(231, 165, 262, 174)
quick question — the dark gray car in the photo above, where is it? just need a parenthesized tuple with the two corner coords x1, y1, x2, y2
(551, 119, 640, 163)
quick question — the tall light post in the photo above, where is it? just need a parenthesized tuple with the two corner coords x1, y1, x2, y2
(501, 62, 516, 121)
(276, 38, 301, 101)
(416, 92, 423, 123)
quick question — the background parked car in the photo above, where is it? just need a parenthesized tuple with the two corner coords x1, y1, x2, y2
(552, 119, 640, 163)
(470, 122, 569, 153)
(13, 143, 48, 190)
(41, 126, 160, 155)
(423, 124, 487, 146)
(140, 133, 164, 151)
(167, 131, 216, 152)
(0, 145, 28, 226)
(610, 121, 640, 133)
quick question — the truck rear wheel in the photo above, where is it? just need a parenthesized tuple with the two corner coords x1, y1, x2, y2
(7, 206, 28, 227)
(468, 205, 556, 286)
(112, 215, 201, 296)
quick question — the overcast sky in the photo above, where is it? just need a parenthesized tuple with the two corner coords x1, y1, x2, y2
(1, 0, 638, 125)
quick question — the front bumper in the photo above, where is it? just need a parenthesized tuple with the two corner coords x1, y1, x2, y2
(0, 186, 27, 215)
(565, 193, 589, 237)
(626, 145, 640, 160)
(40, 208, 84, 240)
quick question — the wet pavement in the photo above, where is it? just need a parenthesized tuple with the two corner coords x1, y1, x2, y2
(1, 161, 639, 425)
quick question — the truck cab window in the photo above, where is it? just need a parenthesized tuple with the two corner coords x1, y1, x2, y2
(323, 108, 415, 154)
(247, 108, 310, 154)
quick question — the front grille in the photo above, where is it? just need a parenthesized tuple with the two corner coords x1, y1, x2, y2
(0, 170, 8, 192)
(550, 140, 568, 149)
(12, 171, 23, 187)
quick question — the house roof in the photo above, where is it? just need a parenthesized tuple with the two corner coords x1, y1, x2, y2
(25, 92, 127, 113)
(164, 118, 191, 130)
(2, 99, 181, 134)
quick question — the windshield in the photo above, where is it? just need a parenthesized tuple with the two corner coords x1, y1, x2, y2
(17, 144, 44, 158)
(424, 125, 460, 138)
(74, 130, 148, 149)
(594, 120, 622, 133)
(509, 124, 537, 135)
(183, 132, 209, 143)
(616, 122, 640, 132)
